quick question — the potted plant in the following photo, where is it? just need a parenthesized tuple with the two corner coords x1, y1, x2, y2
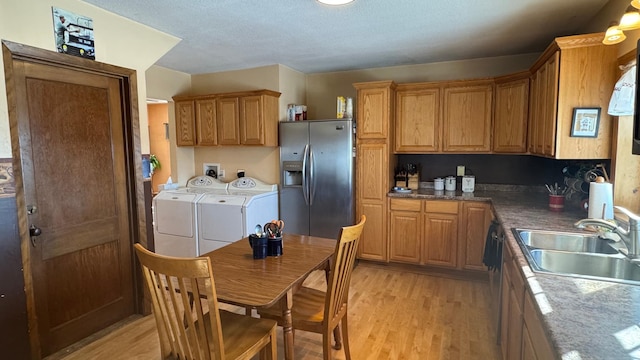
(149, 154, 161, 175)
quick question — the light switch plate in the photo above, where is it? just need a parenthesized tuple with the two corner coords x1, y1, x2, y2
(457, 165, 465, 176)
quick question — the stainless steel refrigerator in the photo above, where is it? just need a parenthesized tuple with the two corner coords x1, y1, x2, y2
(279, 119, 354, 239)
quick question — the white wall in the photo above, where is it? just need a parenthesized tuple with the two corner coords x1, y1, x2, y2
(0, 0, 180, 158)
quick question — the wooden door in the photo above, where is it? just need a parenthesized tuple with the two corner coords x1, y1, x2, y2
(240, 95, 264, 145)
(354, 82, 393, 139)
(528, 71, 540, 154)
(217, 97, 240, 145)
(5, 44, 138, 357)
(356, 143, 388, 261)
(395, 85, 440, 153)
(493, 75, 529, 153)
(442, 81, 493, 152)
(175, 100, 196, 146)
(460, 202, 493, 271)
(422, 213, 458, 267)
(195, 98, 217, 145)
(542, 53, 559, 157)
(389, 199, 422, 264)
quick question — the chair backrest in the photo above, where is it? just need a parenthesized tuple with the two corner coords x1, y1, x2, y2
(325, 215, 366, 324)
(134, 243, 224, 360)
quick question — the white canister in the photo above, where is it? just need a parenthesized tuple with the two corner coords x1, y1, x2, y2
(462, 175, 475, 193)
(434, 178, 444, 191)
(445, 176, 456, 191)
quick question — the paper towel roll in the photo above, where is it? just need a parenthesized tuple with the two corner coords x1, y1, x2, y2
(588, 181, 614, 219)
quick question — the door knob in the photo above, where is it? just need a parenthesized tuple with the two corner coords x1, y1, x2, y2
(29, 225, 41, 247)
(30, 225, 42, 237)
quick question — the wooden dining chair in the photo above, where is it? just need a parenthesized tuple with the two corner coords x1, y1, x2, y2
(258, 215, 366, 360)
(134, 243, 277, 360)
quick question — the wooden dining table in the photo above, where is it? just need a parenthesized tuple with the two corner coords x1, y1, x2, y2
(202, 233, 336, 360)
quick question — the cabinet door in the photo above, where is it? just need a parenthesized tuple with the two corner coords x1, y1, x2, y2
(460, 202, 493, 271)
(395, 86, 440, 152)
(500, 265, 511, 360)
(507, 285, 524, 360)
(523, 291, 555, 359)
(442, 82, 493, 152)
(528, 71, 540, 154)
(195, 98, 217, 146)
(175, 100, 196, 146)
(494, 77, 529, 153)
(217, 97, 241, 145)
(542, 53, 559, 157)
(521, 323, 536, 360)
(356, 143, 388, 261)
(358, 202, 387, 261)
(356, 85, 392, 139)
(422, 213, 458, 267)
(240, 95, 264, 145)
(357, 143, 387, 202)
(389, 210, 421, 264)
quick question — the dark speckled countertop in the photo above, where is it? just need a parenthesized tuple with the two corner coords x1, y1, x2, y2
(389, 187, 640, 360)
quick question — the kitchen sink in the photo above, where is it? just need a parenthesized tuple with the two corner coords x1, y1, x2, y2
(528, 249, 640, 283)
(512, 228, 640, 285)
(516, 229, 618, 254)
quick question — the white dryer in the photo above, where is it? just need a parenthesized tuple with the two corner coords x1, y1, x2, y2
(152, 176, 227, 257)
(197, 177, 278, 255)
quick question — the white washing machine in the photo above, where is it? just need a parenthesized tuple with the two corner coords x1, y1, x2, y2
(197, 177, 278, 255)
(152, 176, 227, 257)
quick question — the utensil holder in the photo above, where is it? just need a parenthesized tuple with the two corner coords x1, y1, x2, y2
(267, 237, 283, 257)
(548, 195, 565, 212)
(248, 234, 268, 259)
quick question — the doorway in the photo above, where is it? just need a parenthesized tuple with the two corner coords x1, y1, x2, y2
(147, 102, 171, 194)
(3, 40, 146, 358)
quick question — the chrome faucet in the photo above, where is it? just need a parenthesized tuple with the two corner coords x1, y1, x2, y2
(574, 206, 640, 259)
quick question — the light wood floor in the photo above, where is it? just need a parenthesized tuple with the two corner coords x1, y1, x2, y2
(46, 262, 500, 360)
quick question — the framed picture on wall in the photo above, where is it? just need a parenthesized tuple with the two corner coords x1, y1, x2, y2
(52, 7, 95, 60)
(570, 107, 601, 138)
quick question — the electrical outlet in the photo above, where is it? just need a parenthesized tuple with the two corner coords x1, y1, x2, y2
(457, 165, 465, 176)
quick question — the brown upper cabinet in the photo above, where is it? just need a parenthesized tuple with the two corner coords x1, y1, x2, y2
(356, 81, 394, 139)
(442, 79, 493, 152)
(528, 33, 617, 159)
(175, 100, 196, 146)
(173, 89, 281, 147)
(395, 83, 441, 152)
(494, 72, 530, 153)
(195, 98, 218, 146)
(394, 79, 494, 154)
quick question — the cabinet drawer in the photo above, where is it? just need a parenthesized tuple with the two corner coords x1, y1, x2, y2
(390, 198, 421, 212)
(424, 200, 458, 214)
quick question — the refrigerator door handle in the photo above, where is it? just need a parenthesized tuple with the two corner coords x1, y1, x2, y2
(302, 144, 310, 205)
(309, 146, 315, 206)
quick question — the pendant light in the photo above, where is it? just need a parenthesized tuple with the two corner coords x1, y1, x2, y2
(317, 0, 354, 5)
(619, 5, 640, 31)
(602, 22, 626, 45)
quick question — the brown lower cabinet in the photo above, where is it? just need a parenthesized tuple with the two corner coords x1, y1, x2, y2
(500, 241, 556, 360)
(388, 198, 491, 270)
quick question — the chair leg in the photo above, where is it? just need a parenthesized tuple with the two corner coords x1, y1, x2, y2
(323, 328, 333, 360)
(341, 316, 352, 360)
(260, 328, 277, 360)
(333, 323, 343, 350)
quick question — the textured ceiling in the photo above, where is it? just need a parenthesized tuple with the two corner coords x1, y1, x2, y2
(81, 0, 611, 75)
